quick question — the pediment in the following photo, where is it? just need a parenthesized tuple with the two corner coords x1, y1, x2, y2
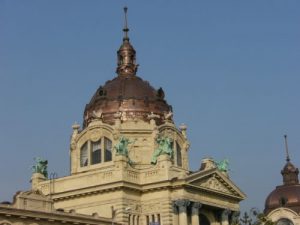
(18, 189, 50, 201)
(186, 169, 246, 200)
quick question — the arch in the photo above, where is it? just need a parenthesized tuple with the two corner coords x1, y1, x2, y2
(268, 207, 298, 222)
(199, 214, 211, 225)
(276, 218, 294, 225)
(80, 141, 88, 167)
(0, 220, 12, 225)
(199, 209, 216, 225)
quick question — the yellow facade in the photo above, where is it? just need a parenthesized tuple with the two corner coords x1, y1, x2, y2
(0, 9, 246, 225)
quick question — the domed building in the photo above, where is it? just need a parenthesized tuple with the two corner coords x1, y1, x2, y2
(264, 136, 300, 225)
(0, 8, 245, 225)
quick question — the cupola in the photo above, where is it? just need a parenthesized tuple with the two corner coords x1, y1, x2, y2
(83, 7, 172, 127)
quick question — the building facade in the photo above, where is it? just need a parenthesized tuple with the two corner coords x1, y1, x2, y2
(1, 8, 245, 225)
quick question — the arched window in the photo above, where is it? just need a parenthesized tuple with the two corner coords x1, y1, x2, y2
(80, 137, 113, 167)
(80, 142, 88, 167)
(104, 137, 112, 162)
(176, 142, 182, 167)
(91, 140, 101, 165)
(277, 218, 294, 225)
(170, 140, 182, 167)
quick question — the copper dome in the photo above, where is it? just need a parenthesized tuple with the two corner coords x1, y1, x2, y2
(264, 183, 300, 215)
(264, 143, 300, 215)
(83, 74, 172, 127)
(83, 11, 172, 127)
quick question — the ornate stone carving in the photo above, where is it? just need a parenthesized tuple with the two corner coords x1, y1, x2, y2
(163, 111, 173, 121)
(201, 176, 231, 194)
(179, 123, 187, 138)
(191, 202, 202, 214)
(174, 199, 190, 213)
(200, 158, 217, 171)
(147, 112, 160, 120)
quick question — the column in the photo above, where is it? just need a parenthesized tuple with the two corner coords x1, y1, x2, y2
(129, 214, 134, 225)
(149, 214, 154, 224)
(154, 214, 158, 223)
(135, 215, 139, 225)
(191, 202, 202, 225)
(221, 209, 231, 225)
(175, 199, 190, 225)
(173, 201, 179, 225)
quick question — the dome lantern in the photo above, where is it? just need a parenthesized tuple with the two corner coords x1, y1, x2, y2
(116, 7, 138, 76)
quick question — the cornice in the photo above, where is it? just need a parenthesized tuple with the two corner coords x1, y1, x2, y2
(0, 205, 115, 224)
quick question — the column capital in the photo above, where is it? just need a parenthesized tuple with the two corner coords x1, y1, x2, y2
(191, 202, 202, 215)
(192, 202, 202, 209)
(222, 208, 231, 217)
(174, 199, 190, 208)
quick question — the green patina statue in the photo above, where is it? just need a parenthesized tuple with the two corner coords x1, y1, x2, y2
(114, 136, 132, 157)
(32, 157, 48, 178)
(214, 159, 229, 172)
(151, 137, 173, 164)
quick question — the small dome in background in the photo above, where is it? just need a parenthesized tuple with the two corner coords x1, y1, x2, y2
(264, 135, 300, 215)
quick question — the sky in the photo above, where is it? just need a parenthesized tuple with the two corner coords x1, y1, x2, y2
(0, 0, 300, 214)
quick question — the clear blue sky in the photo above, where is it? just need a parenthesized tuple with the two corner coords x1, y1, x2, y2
(0, 0, 300, 214)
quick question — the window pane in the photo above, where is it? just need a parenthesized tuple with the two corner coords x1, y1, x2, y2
(176, 142, 182, 167)
(104, 137, 112, 162)
(92, 140, 101, 164)
(80, 142, 88, 167)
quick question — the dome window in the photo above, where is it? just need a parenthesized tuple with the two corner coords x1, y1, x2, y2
(176, 142, 182, 167)
(80, 137, 113, 167)
(104, 137, 112, 162)
(170, 140, 182, 167)
(277, 218, 294, 225)
(91, 140, 101, 165)
(279, 196, 288, 206)
(80, 142, 88, 167)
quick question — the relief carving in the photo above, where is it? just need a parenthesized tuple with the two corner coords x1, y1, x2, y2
(201, 177, 231, 194)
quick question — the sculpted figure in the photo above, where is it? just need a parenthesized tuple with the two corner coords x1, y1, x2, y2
(164, 111, 173, 121)
(32, 157, 48, 178)
(114, 136, 134, 157)
(214, 159, 229, 172)
(151, 137, 173, 164)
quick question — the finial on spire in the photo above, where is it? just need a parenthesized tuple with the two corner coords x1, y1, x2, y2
(123, 6, 129, 41)
(116, 7, 138, 76)
(284, 134, 290, 162)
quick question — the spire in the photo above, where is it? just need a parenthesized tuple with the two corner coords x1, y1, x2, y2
(123, 7, 129, 41)
(284, 135, 290, 162)
(116, 7, 138, 76)
(281, 135, 299, 185)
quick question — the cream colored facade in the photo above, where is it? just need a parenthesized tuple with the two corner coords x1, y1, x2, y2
(1, 9, 246, 225)
(267, 208, 300, 225)
(31, 118, 245, 225)
(0, 189, 117, 225)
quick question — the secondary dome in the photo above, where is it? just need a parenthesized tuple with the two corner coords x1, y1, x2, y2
(83, 8, 172, 127)
(264, 136, 300, 214)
